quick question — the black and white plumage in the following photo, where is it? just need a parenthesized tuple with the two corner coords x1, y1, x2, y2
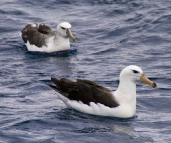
(21, 22, 76, 53)
(48, 65, 157, 118)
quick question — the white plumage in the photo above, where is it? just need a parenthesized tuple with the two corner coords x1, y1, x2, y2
(21, 22, 76, 53)
(49, 65, 157, 118)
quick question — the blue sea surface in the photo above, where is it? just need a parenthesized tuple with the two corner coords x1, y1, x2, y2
(0, 0, 171, 142)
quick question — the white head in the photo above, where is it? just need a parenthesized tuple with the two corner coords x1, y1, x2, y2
(119, 65, 156, 88)
(113, 65, 157, 118)
(56, 22, 76, 42)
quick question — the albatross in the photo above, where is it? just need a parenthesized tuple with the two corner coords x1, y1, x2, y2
(21, 22, 76, 53)
(48, 65, 157, 118)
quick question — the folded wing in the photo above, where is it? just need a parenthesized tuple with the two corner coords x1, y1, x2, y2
(21, 24, 54, 48)
(49, 77, 119, 108)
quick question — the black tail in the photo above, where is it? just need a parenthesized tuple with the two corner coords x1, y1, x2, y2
(51, 77, 60, 85)
(48, 77, 60, 92)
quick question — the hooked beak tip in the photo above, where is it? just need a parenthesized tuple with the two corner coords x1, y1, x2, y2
(73, 38, 76, 42)
(140, 74, 157, 89)
(152, 82, 157, 88)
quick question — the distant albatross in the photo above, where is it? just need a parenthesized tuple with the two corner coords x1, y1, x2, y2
(48, 65, 157, 118)
(21, 22, 76, 53)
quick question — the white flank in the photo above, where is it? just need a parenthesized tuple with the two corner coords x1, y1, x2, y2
(26, 37, 70, 53)
(26, 41, 47, 52)
(63, 94, 135, 118)
(56, 90, 135, 118)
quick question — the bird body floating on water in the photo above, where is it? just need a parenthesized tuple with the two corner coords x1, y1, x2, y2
(49, 65, 157, 118)
(21, 22, 76, 53)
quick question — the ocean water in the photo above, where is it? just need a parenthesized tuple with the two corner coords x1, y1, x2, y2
(0, 0, 171, 142)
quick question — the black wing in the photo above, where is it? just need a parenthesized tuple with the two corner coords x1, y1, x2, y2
(21, 24, 54, 48)
(48, 77, 119, 108)
(37, 24, 54, 34)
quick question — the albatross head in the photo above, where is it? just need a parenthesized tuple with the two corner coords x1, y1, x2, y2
(120, 65, 157, 88)
(57, 22, 76, 42)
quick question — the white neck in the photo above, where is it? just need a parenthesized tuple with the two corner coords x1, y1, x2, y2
(45, 30, 70, 52)
(55, 30, 67, 39)
(114, 78, 136, 106)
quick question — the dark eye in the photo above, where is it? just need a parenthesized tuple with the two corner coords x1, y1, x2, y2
(61, 27, 66, 30)
(132, 70, 139, 73)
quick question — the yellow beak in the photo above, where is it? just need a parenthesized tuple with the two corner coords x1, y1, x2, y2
(66, 29, 76, 42)
(140, 74, 157, 88)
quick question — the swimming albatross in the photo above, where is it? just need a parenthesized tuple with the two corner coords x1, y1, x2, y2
(21, 22, 76, 53)
(48, 65, 157, 118)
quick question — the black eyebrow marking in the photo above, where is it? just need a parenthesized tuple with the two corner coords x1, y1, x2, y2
(132, 70, 139, 73)
(61, 27, 66, 30)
